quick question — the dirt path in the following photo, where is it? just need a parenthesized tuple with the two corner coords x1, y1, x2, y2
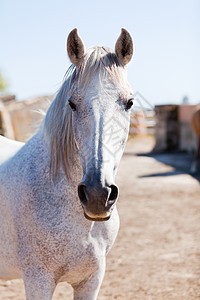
(1, 136, 200, 299)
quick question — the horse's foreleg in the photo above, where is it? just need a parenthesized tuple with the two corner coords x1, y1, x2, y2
(72, 259, 105, 300)
(22, 268, 56, 300)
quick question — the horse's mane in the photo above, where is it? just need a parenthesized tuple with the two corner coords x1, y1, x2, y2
(43, 46, 125, 180)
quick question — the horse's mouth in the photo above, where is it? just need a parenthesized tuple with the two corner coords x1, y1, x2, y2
(84, 212, 110, 222)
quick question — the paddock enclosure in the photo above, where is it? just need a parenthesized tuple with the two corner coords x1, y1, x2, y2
(0, 136, 199, 300)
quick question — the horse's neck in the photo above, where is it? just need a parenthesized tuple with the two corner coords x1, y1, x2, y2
(11, 130, 86, 226)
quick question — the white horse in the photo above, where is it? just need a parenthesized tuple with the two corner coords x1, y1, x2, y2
(0, 28, 134, 299)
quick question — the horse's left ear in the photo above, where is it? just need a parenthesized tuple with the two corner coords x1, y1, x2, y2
(67, 28, 85, 66)
(115, 28, 134, 65)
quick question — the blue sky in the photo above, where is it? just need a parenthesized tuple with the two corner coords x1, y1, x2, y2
(1, 0, 200, 105)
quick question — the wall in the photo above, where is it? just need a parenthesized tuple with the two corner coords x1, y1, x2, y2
(0, 95, 53, 142)
(154, 104, 199, 152)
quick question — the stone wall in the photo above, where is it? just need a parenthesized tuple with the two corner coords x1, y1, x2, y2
(0, 95, 53, 142)
(154, 105, 179, 151)
(154, 104, 199, 152)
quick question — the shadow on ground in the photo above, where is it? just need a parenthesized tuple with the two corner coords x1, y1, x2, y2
(125, 150, 200, 182)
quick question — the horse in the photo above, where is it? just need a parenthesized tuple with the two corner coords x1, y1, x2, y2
(0, 28, 134, 299)
(190, 106, 200, 173)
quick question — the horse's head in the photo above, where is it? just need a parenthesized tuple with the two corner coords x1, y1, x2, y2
(66, 28, 134, 221)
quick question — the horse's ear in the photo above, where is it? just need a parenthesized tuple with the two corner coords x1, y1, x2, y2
(67, 28, 85, 66)
(115, 28, 134, 66)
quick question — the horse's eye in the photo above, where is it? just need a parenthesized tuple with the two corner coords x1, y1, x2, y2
(69, 100, 76, 111)
(126, 98, 134, 111)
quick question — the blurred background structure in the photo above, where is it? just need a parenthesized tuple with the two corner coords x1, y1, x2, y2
(0, 94, 199, 157)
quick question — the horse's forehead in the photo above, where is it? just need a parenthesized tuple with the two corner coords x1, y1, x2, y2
(78, 85, 128, 106)
(81, 70, 130, 99)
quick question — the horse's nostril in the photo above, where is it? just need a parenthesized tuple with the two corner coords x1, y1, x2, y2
(108, 185, 119, 202)
(78, 184, 87, 205)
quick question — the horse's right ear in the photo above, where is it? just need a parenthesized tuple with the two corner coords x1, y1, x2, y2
(67, 28, 85, 67)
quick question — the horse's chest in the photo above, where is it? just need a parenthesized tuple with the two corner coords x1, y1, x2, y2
(59, 239, 102, 284)
(29, 220, 110, 284)
(16, 195, 119, 284)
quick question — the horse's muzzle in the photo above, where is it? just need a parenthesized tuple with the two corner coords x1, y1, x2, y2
(78, 182, 119, 221)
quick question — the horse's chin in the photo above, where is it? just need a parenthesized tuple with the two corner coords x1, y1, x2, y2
(84, 212, 111, 222)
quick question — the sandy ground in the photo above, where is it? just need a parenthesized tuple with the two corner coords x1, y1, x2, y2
(0, 136, 200, 299)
